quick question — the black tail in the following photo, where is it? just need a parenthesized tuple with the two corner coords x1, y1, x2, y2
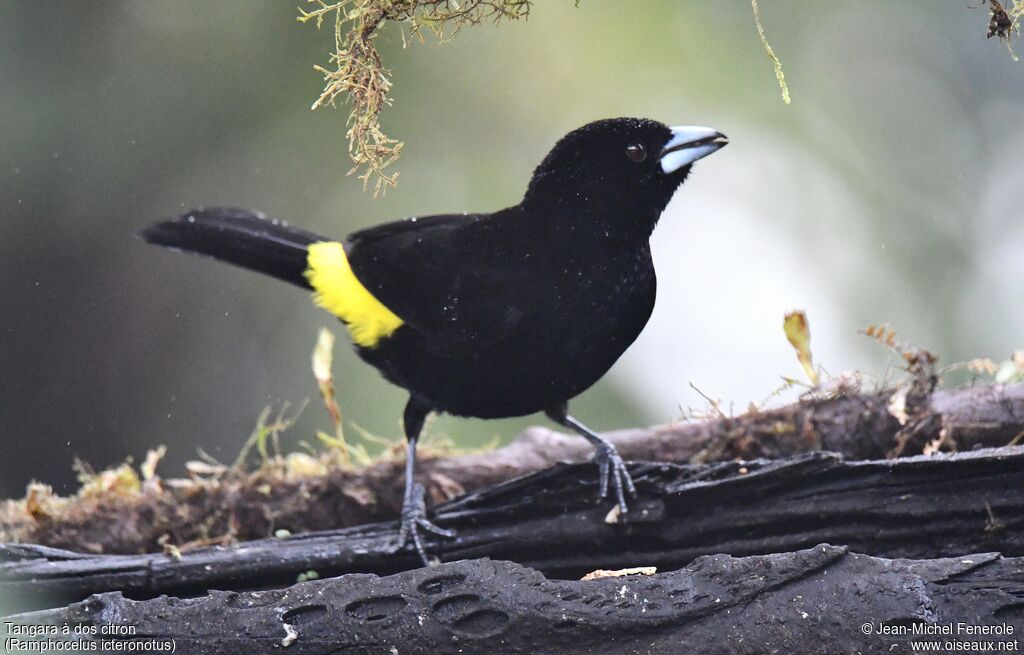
(140, 208, 328, 289)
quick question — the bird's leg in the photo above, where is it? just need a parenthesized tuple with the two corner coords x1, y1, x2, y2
(546, 404, 637, 513)
(396, 396, 455, 565)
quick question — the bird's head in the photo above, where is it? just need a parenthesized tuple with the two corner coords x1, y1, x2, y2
(523, 117, 728, 238)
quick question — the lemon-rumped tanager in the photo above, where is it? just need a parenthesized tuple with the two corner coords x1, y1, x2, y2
(142, 117, 728, 563)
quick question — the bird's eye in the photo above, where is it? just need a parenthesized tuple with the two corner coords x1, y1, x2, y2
(625, 143, 647, 162)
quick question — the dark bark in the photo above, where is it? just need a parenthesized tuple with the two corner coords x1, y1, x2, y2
(3, 383, 1022, 555)
(4, 445, 1023, 610)
(5, 546, 1024, 655)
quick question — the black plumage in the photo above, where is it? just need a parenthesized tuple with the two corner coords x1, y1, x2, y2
(142, 117, 728, 563)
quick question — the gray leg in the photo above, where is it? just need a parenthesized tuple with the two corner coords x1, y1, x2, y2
(397, 396, 455, 564)
(545, 403, 637, 513)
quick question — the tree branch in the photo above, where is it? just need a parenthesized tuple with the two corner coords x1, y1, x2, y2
(4, 445, 1023, 609)
(3, 384, 1021, 556)
(6, 546, 1024, 654)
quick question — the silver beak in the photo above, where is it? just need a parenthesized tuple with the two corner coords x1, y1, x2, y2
(659, 126, 729, 174)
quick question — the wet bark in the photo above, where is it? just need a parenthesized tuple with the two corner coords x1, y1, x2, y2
(4, 445, 1023, 609)
(3, 383, 1021, 555)
(6, 546, 1024, 655)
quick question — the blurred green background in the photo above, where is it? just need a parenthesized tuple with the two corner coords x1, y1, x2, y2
(1, 1, 1021, 499)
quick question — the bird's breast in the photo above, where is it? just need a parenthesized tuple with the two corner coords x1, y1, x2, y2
(516, 244, 656, 353)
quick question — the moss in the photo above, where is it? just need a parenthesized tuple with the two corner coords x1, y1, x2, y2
(751, 0, 791, 105)
(297, 0, 532, 195)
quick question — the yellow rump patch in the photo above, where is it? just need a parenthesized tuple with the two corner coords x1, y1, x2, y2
(304, 242, 403, 348)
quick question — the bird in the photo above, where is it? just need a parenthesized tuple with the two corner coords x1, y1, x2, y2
(141, 117, 728, 563)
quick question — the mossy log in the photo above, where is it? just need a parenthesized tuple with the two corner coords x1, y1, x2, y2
(3, 383, 1021, 555)
(4, 445, 1023, 610)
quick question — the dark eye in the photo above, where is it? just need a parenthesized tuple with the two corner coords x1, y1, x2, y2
(625, 143, 647, 162)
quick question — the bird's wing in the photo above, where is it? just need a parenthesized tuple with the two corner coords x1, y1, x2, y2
(343, 213, 528, 352)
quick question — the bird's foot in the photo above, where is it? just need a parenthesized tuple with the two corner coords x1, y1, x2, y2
(591, 440, 637, 514)
(396, 482, 456, 565)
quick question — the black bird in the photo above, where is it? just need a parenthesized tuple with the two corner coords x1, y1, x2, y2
(142, 117, 728, 562)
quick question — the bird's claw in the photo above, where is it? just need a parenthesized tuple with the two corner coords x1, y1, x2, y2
(396, 483, 455, 565)
(591, 442, 637, 514)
